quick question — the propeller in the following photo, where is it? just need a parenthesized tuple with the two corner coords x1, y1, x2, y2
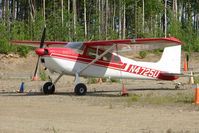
(33, 25, 46, 79)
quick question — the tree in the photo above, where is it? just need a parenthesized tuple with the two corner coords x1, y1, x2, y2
(84, 0, 87, 38)
(73, 0, 77, 37)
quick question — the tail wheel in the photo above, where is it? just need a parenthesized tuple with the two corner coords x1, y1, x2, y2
(43, 82, 55, 94)
(74, 83, 87, 95)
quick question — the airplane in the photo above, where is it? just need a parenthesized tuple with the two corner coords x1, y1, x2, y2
(10, 26, 183, 95)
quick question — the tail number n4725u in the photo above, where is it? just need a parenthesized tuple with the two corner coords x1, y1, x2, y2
(126, 65, 160, 78)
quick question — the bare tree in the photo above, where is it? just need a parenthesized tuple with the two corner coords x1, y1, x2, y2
(84, 0, 87, 38)
(118, 1, 122, 39)
(122, 2, 126, 39)
(142, 0, 144, 33)
(164, 0, 167, 38)
(105, 0, 109, 40)
(112, 0, 116, 32)
(12, 0, 15, 22)
(73, 0, 77, 36)
(43, 0, 45, 21)
(1, 0, 5, 22)
(134, 0, 137, 38)
(98, 0, 101, 39)
(5, 0, 9, 28)
(61, 0, 63, 26)
(173, 0, 177, 19)
(29, 0, 36, 22)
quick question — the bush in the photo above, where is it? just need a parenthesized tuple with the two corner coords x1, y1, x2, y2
(16, 46, 31, 57)
(0, 40, 12, 54)
(194, 76, 199, 84)
(87, 78, 98, 84)
(40, 70, 47, 81)
(102, 78, 107, 82)
(139, 51, 147, 59)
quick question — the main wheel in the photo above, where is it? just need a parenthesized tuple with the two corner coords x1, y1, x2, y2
(74, 83, 87, 95)
(43, 82, 55, 94)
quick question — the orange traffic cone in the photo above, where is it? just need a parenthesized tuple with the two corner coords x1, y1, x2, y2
(184, 58, 187, 71)
(33, 74, 37, 81)
(192, 84, 199, 105)
(121, 84, 128, 96)
(98, 78, 102, 83)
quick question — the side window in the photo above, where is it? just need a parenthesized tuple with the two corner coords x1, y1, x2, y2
(113, 55, 120, 62)
(78, 45, 86, 55)
(86, 48, 96, 58)
(103, 53, 113, 62)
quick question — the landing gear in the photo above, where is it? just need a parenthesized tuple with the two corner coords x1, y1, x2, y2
(42, 73, 64, 95)
(74, 83, 87, 95)
(42, 72, 88, 95)
(43, 82, 55, 94)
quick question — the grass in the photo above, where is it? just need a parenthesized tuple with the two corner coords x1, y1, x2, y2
(127, 92, 194, 105)
(87, 78, 98, 84)
(139, 51, 147, 59)
(39, 70, 47, 81)
(194, 76, 199, 84)
(110, 78, 120, 83)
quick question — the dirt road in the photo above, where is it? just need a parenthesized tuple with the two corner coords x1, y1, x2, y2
(0, 77, 199, 133)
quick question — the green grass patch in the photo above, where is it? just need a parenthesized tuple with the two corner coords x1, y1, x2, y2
(139, 51, 147, 59)
(39, 70, 47, 81)
(102, 78, 107, 82)
(128, 93, 194, 105)
(194, 76, 199, 84)
(87, 78, 98, 84)
(131, 93, 140, 102)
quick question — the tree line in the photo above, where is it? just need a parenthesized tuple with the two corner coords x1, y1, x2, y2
(0, 0, 198, 56)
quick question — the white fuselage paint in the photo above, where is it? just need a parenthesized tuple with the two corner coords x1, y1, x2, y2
(42, 45, 181, 80)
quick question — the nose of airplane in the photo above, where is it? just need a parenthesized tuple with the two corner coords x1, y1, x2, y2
(35, 48, 45, 56)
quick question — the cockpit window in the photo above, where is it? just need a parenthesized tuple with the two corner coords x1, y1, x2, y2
(103, 53, 113, 62)
(86, 48, 102, 58)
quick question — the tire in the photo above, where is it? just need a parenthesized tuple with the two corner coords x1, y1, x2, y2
(43, 82, 55, 94)
(74, 83, 87, 95)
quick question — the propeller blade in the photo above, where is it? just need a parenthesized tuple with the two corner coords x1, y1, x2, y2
(33, 25, 46, 79)
(33, 56, 40, 78)
(40, 25, 46, 48)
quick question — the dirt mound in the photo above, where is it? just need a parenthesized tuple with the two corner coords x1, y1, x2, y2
(0, 51, 37, 76)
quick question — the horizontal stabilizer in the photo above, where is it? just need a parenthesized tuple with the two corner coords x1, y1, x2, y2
(160, 73, 193, 77)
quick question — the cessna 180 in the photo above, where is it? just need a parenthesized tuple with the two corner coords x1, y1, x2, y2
(10, 26, 183, 95)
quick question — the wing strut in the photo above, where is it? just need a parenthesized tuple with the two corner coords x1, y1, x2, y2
(78, 44, 116, 74)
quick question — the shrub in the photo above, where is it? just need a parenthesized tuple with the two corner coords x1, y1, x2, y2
(194, 76, 199, 84)
(40, 70, 47, 81)
(139, 51, 147, 59)
(87, 78, 98, 84)
(16, 46, 31, 57)
(102, 78, 107, 82)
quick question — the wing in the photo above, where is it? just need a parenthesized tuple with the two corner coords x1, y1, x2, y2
(10, 40, 68, 47)
(10, 36, 182, 52)
(82, 36, 183, 52)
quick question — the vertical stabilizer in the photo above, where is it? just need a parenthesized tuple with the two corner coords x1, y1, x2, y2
(158, 45, 181, 73)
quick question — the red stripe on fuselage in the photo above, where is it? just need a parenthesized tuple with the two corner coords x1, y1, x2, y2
(47, 53, 177, 80)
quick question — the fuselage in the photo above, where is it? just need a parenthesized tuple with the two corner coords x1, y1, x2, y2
(36, 47, 179, 81)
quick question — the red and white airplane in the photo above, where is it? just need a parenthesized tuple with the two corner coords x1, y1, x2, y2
(10, 26, 183, 95)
